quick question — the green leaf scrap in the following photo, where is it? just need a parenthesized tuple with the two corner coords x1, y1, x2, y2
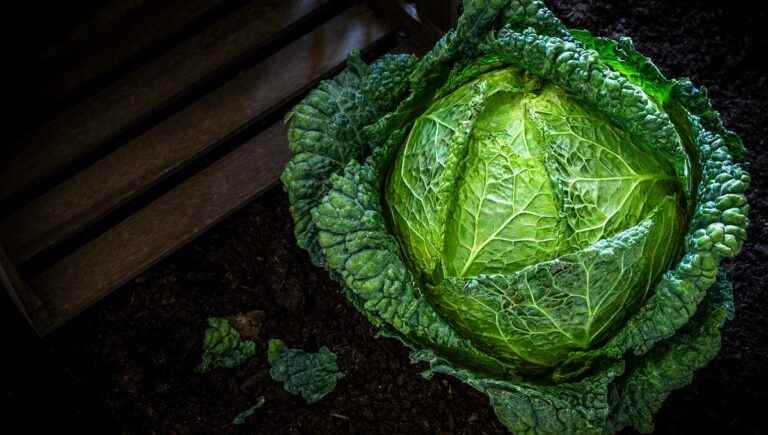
(231, 396, 266, 426)
(267, 339, 344, 404)
(196, 317, 256, 373)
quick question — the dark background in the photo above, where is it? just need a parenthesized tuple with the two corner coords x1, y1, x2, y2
(2, 1, 766, 433)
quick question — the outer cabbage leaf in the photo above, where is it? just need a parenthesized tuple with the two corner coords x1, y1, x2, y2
(385, 76, 491, 281)
(481, 28, 691, 195)
(408, 271, 733, 435)
(282, 53, 417, 266)
(436, 197, 681, 369)
(313, 159, 527, 373)
(441, 79, 564, 279)
(569, 30, 673, 106)
(536, 87, 680, 248)
(362, 0, 514, 154)
(555, 82, 749, 380)
(581, 108, 749, 362)
(605, 273, 734, 433)
(569, 29, 745, 160)
(500, 0, 570, 39)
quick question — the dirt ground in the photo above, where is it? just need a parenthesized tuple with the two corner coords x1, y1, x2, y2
(2, 1, 766, 434)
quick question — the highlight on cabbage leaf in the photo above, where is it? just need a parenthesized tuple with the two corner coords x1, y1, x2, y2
(280, 1, 749, 433)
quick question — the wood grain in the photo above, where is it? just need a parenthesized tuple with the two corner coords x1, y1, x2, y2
(369, 0, 442, 54)
(29, 123, 290, 335)
(1, 5, 394, 264)
(0, 242, 44, 332)
(0, 0, 330, 204)
(18, 10, 433, 335)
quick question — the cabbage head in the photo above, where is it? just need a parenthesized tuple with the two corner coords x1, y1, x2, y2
(281, 1, 750, 433)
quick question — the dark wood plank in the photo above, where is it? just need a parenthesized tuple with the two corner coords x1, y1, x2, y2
(24, 26, 432, 335)
(386, 4, 442, 56)
(370, 0, 443, 47)
(0, 242, 44, 332)
(29, 123, 290, 335)
(392, 27, 439, 57)
(0, 5, 395, 264)
(416, 0, 459, 31)
(0, 0, 330, 204)
(36, 0, 153, 67)
(37, 0, 229, 102)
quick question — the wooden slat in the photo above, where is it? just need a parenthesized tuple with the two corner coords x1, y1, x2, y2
(0, 0, 331, 204)
(369, 0, 443, 50)
(36, 0, 229, 102)
(0, 243, 44, 331)
(29, 123, 290, 334)
(1, 5, 395, 264)
(36, 0, 153, 66)
(392, 29, 439, 57)
(25, 25, 431, 335)
(416, 0, 459, 31)
(380, 2, 441, 56)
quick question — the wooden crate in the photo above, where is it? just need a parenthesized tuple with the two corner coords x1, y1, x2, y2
(0, 0, 445, 335)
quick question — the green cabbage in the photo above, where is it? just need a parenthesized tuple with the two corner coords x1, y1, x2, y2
(281, 1, 749, 432)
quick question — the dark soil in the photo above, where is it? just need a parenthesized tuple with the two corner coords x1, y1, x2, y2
(2, 1, 766, 434)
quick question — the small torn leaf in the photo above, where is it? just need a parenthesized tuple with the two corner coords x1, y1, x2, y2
(267, 339, 344, 404)
(232, 396, 266, 425)
(196, 317, 256, 373)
